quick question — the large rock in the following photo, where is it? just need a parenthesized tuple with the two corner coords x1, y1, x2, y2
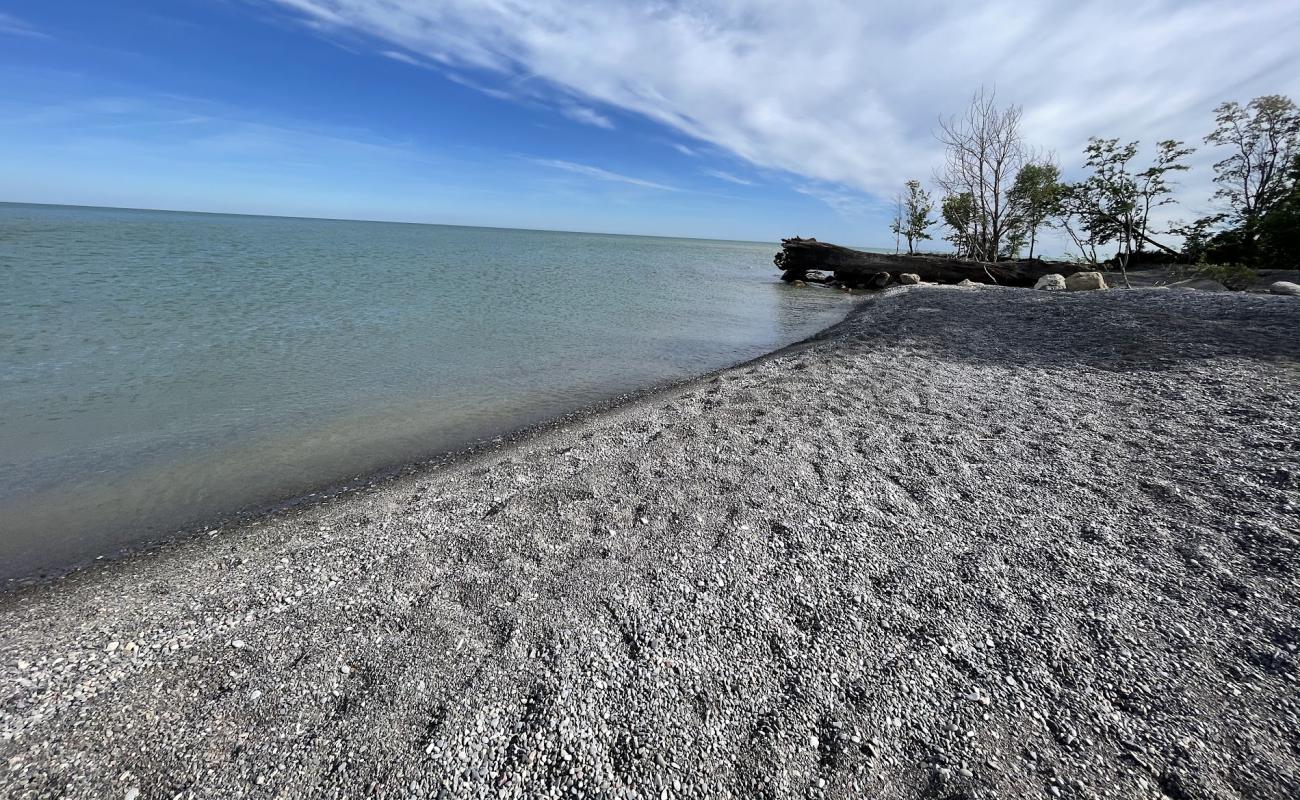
(851, 271, 890, 289)
(957, 279, 980, 287)
(1034, 274, 1067, 291)
(899, 273, 922, 285)
(1066, 271, 1108, 291)
(1269, 281, 1300, 296)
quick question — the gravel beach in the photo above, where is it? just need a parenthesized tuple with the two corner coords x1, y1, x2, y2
(2, 285, 1298, 800)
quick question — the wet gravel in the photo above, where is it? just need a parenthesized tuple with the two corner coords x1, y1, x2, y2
(2, 285, 1299, 800)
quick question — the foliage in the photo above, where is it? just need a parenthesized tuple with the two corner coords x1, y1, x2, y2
(1205, 96, 1300, 237)
(1007, 162, 1063, 260)
(890, 180, 936, 254)
(1194, 96, 1300, 266)
(940, 191, 976, 258)
(908, 91, 1300, 272)
(1057, 138, 1192, 282)
(1254, 155, 1300, 267)
(1183, 262, 1259, 291)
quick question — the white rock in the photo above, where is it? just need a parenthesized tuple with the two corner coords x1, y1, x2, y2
(899, 273, 922, 285)
(1269, 281, 1300, 296)
(1034, 274, 1067, 291)
(1065, 271, 1108, 291)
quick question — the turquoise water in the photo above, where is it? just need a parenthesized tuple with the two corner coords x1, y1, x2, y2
(0, 203, 857, 579)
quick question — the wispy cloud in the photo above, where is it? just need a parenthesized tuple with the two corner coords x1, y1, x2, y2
(380, 50, 423, 67)
(795, 185, 876, 220)
(0, 12, 50, 39)
(262, 0, 1300, 202)
(560, 104, 614, 130)
(672, 143, 699, 157)
(443, 72, 516, 102)
(705, 169, 754, 186)
(531, 159, 678, 191)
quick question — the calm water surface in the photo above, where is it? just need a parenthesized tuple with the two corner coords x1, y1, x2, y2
(0, 203, 857, 579)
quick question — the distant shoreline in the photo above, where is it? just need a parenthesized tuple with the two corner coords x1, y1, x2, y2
(2, 200, 877, 248)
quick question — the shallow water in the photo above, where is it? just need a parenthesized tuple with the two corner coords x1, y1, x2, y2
(0, 203, 857, 579)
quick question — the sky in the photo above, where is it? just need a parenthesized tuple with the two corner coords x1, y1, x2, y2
(1, 1, 1298, 247)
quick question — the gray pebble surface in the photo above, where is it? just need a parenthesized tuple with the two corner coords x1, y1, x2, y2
(2, 286, 1299, 799)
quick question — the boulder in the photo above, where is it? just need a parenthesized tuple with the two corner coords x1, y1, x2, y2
(1269, 281, 1300, 296)
(899, 273, 922, 285)
(1034, 274, 1067, 291)
(957, 278, 979, 287)
(1066, 271, 1108, 291)
(865, 271, 892, 289)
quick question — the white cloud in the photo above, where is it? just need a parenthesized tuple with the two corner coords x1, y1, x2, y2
(704, 169, 754, 186)
(263, 0, 1300, 206)
(380, 50, 423, 67)
(795, 185, 876, 220)
(672, 143, 698, 157)
(0, 12, 49, 39)
(560, 104, 614, 130)
(530, 159, 678, 191)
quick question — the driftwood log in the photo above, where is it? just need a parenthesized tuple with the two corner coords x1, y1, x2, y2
(774, 237, 1083, 288)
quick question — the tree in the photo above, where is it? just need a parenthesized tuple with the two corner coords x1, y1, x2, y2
(941, 192, 976, 258)
(935, 88, 1028, 261)
(1255, 154, 1300, 267)
(1065, 137, 1193, 285)
(1205, 95, 1300, 252)
(890, 180, 936, 254)
(1007, 162, 1062, 260)
(1056, 181, 1106, 265)
(889, 192, 904, 254)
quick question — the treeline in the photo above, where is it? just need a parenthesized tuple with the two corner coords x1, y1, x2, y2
(888, 89, 1300, 280)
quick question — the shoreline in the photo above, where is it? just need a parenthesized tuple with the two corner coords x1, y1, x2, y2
(3, 285, 1298, 799)
(2, 290, 869, 592)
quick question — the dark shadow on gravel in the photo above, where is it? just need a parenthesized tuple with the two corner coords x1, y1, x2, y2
(849, 288, 1300, 372)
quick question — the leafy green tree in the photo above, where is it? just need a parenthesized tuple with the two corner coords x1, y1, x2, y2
(1066, 137, 1193, 285)
(889, 180, 936, 254)
(941, 192, 976, 258)
(1205, 95, 1300, 252)
(1007, 162, 1062, 259)
(1255, 154, 1300, 267)
(1055, 181, 1107, 264)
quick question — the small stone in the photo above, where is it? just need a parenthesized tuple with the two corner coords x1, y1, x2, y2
(231, 640, 246, 649)
(125, 790, 140, 800)
(340, 664, 351, 675)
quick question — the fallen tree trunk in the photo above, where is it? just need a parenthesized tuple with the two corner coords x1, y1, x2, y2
(774, 237, 1084, 287)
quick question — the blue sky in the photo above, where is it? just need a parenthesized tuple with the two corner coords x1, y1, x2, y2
(2, 1, 1298, 245)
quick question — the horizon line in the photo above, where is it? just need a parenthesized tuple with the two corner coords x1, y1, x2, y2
(2, 199, 891, 249)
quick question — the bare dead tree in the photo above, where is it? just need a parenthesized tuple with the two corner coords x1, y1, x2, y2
(934, 88, 1027, 262)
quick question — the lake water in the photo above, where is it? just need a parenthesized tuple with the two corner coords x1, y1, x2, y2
(0, 203, 858, 580)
